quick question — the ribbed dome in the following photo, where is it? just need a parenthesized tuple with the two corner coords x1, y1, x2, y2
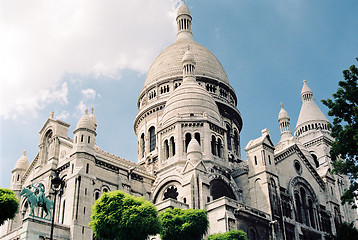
(144, 39, 229, 87)
(161, 80, 221, 126)
(187, 138, 201, 154)
(76, 110, 93, 130)
(278, 102, 289, 120)
(177, 1, 190, 16)
(14, 150, 29, 170)
(182, 48, 195, 63)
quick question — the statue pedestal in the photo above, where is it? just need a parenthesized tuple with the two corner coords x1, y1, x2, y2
(0, 216, 70, 240)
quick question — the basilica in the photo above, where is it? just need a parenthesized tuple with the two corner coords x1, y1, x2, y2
(1, 2, 357, 240)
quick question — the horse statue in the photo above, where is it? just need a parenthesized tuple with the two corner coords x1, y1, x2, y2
(20, 187, 54, 220)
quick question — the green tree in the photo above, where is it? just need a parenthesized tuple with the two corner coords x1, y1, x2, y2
(207, 229, 247, 240)
(0, 188, 19, 225)
(328, 222, 358, 240)
(159, 208, 209, 240)
(90, 190, 161, 240)
(322, 58, 358, 206)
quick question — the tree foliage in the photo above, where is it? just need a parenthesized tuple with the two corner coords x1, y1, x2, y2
(159, 208, 209, 240)
(207, 229, 247, 240)
(0, 188, 19, 225)
(90, 190, 161, 240)
(322, 58, 358, 206)
(328, 222, 358, 240)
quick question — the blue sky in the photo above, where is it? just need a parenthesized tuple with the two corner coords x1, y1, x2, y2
(1, 0, 358, 187)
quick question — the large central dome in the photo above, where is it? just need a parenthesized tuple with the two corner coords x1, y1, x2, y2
(144, 7, 229, 88)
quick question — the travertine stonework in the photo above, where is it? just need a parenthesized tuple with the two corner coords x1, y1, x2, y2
(1, 2, 357, 240)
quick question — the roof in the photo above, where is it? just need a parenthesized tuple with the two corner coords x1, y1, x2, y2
(144, 39, 229, 88)
(295, 81, 328, 129)
(14, 150, 30, 170)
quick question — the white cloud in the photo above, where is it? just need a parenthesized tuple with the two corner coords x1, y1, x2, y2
(56, 110, 70, 120)
(81, 89, 96, 101)
(0, 0, 180, 119)
(76, 101, 87, 115)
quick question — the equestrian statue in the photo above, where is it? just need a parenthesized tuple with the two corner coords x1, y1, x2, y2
(20, 183, 54, 220)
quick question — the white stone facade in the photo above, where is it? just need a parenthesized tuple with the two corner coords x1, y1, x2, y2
(1, 2, 357, 240)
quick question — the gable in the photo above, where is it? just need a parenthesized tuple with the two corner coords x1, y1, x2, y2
(275, 144, 325, 191)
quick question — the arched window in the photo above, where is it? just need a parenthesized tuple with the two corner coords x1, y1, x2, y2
(170, 137, 175, 156)
(164, 140, 169, 159)
(95, 192, 100, 200)
(149, 127, 156, 152)
(233, 130, 239, 155)
(293, 181, 317, 228)
(140, 133, 145, 158)
(81, 135, 84, 142)
(268, 155, 271, 165)
(294, 192, 302, 223)
(308, 198, 316, 228)
(334, 207, 341, 231)
(248, 228, 257, 240)
(185, 133, 191, 152)
(210, 179, 236, 200)
(194, 132, 200, 145)
(269, 178, 279, 215)
(300, 187, 308, 225)
(211, 136, 217, 156)
(226, 124, 231, 150)
(311, 154, 319, 168)
(217, 138, 222, 158)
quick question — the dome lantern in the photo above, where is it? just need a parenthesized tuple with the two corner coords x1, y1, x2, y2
(176, 1, 192, 40)
(182, 47, 196, 82)
(278, 102, 292, 141)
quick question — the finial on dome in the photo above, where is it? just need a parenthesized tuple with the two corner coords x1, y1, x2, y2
(301, 80, 313, 102)
(280, 102, 283, 108)
(176, 0, 192, 39)
(49, 111, 54, 119)
(91, 107, 94, 114)
(23, 150, 26, 156)
(85, 109, 88, 115)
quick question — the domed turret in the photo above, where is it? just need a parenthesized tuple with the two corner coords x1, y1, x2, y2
(278, 102, 292, 141)
(295, 80, 330, 138)
(187, 138, 202, 165)
(161, 49, 221, 126)
(11, 150, 29, 190)
(176, 1, 192, 40)
(76, 109, 93, 130)
(14, 150, 30, 171)
(73, 109, 96, 154)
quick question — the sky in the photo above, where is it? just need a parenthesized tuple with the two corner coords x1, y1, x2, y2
(1, 0, 358, 188)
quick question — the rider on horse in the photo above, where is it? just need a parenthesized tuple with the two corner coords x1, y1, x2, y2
(32, 183, 45, 207)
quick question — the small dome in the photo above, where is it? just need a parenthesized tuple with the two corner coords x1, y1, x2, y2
(177, 1, 190, 17)
(76, 109, 93, 130)
(161, 81, 221, 126)
(187, 138, 201, 154)
(278, 102, 290, 120)
(182, 48, 195, 63)
(144, 39, 229, 88)
(14, 150, 30, 170)
(301, 80, 312, 95)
